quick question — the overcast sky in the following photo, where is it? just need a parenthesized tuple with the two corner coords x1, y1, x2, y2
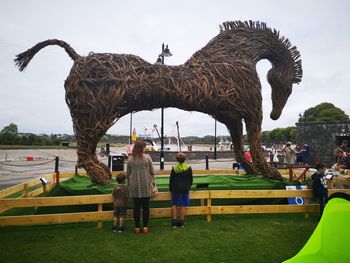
(1, 0, 349, 138)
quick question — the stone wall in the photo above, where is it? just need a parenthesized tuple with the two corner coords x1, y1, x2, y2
(296, 120, 350, 166)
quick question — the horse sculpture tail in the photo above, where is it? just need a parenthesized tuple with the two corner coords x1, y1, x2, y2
(14, 39, 80, 71)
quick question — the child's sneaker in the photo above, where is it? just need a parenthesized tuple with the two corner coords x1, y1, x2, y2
(134, 227, 140, 234)
(112, 225, 118, 232)
(118, 226, 124, 233)
(171, 219, 178, 228)
(143, 227, 149, 234)
(178, 219, 185, 228)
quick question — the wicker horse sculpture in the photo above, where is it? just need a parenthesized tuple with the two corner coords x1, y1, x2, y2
(15, 21, 302, 184)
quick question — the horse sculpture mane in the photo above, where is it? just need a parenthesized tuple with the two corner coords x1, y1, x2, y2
(218, 20, 302, 83)
(15, 20, 302, 184)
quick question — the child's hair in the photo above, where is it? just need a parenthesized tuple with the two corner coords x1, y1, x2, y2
(176, 152, 186, 163)
(315, 163, 325, 171)
(116, 173, 126, 184)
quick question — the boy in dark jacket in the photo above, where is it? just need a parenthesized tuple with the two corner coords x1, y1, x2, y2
(169, 152, 193, 227)
(311, 163, 328, 220)
(112, 173, 129, 232)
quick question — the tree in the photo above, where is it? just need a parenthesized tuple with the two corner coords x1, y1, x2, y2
(299, 102, 349, 122)
(284, 126, 296, 142)
(0, 123, 20, 145)
(1, 123, 18, 135)
(260, 127, 296, 144)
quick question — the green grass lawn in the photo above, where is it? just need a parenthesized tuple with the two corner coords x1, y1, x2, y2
(0, 213, 318, 263)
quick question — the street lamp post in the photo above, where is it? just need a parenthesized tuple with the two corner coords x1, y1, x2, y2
(129, 112, 133, 144)
(214, 119, 217, 160)
(156, 43, 172, 170)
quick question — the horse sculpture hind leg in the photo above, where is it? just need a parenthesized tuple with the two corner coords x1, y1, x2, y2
(72, 115, 112, 184)
(65, 74, 124, 184)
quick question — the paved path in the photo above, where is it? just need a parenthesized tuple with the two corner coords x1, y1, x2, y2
(0, 148, 235, 190)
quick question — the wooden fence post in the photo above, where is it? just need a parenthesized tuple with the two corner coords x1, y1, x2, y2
(207, 191, 212, 223)
(23, 183, 28, 198)
(288, 166, 293, 181)
(97, 203, 103, 228)
(52, 173, 56, 186)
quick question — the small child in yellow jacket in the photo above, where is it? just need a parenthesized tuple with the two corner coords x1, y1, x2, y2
(169, 152, 193, 227)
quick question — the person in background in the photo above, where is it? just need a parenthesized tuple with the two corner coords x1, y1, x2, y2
(126, 140, 155, 234)
(311, 163, 328, 220)
(278, 140, 285, 151)
(269, 144, 278, 168)
(283, 142, 295, 164)
(332, 148, 350, 189)
(269, 144, 275, 163)
(112, 173, 129, 233)
(332, 148, 350, 172)
(302, 144, 310, 165)
(169, 152, 193, 228)
(294, 145, 304, 165)
(244, 148, 252, 162)
(339, 139, 350, 155)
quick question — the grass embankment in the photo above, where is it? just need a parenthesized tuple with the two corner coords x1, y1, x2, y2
(0, 213, 317, 263)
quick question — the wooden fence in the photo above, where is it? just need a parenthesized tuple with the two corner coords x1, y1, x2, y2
(1, 188, 350, 228)
(1, 170, 349, 228)
(0, 172, 75, 200)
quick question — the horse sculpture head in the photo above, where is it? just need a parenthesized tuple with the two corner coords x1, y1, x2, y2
(267, 36, 302, 120)
(212, 21, 302, 121)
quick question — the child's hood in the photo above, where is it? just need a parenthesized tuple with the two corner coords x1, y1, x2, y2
(173, 162, 190, 173)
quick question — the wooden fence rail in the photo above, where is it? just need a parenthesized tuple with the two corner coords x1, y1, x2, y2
(1, 189, 350, 228)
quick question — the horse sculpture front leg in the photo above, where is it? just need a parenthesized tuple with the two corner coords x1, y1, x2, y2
(245, 119, 283, 180)
(228, 119, 258, 175)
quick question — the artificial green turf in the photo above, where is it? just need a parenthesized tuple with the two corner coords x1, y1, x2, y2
(0, 213, 318, 263)
(47, 174, 298, 196)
